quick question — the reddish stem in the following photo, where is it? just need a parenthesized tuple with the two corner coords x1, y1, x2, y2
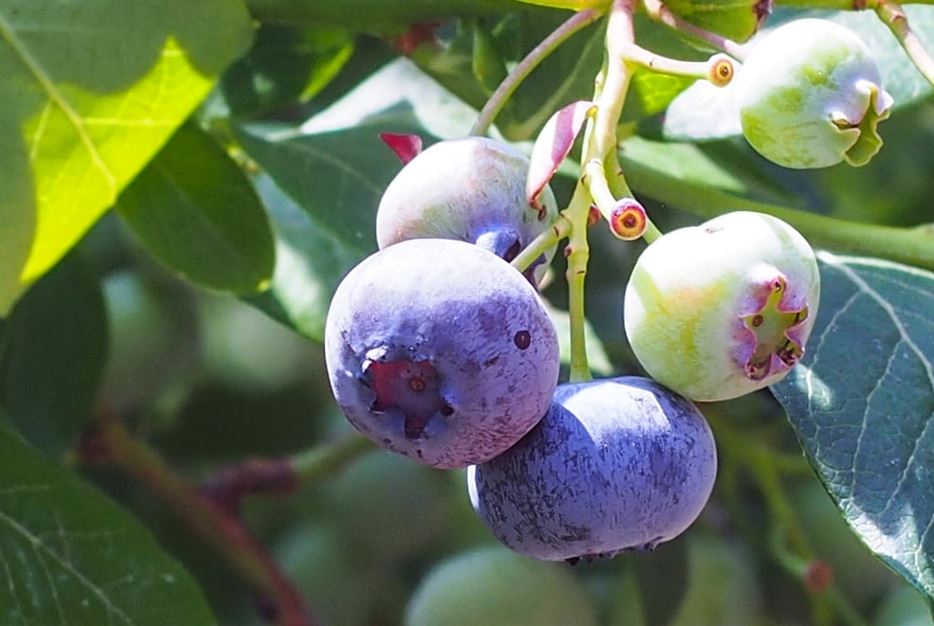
(89, 411, 317, 626)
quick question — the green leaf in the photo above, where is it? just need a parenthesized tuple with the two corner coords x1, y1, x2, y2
(0, 0, 253, 314)
(234, 59, 479, 336)
(0, 253, 106, 457)
(117, 125, 275, 294)
(236, 116, 405, 255)
(244, 0, 508, 30)
(221, 24, 354, 119)
(771, 253, 934, 602)
(412, 11, 605, 140)
(663, 6, 934, 141)
(515, 0, 610, 9)
(245, 174, 364, 341)
(0, 417, 216, 625)
(663, 0, 766, 43)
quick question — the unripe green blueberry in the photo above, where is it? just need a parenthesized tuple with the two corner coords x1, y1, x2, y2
(377, 137, 559, 284)
(404, 546, 598, 626)
(624, 211, 820, 402)
(738, 18, 893, 169)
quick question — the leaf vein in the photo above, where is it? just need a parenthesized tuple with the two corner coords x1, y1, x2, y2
(0, 508, 136, 625)
(0, 11, 117, 195)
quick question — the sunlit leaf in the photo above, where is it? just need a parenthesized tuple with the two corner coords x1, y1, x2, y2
(0, 0, 252, 313)
(772, 253, 934, 602)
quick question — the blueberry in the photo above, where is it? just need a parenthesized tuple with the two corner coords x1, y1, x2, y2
(376, 137, 559, 284)
(468, 376, 717, 561)
(325, 239, 559, 469)
(738, 18, 893, 169)
(624, 211, 820, 402)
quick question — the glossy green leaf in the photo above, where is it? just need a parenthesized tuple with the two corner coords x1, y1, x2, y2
(771, 253, 934, 602)
(664, 0, 767, 43)
(221, 25, 354, 119)
(244, 0, 507, 30)
(117, 125, 275, 294)
(663, 6, 934, 141)
(236, 116, 406, 255)
(0, 254, 106, 457)
(245, 174, 364, 341)
(413, 11, 605, 140)
(0, 0, 252, 314)
(0, 417, 215, 625)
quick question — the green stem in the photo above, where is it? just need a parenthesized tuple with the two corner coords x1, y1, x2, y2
(95, 412, 317, 626)
(877, 0, 934, 88)
(290, 433, 376, 489)
(712, 413, 868, 626)
(563, 0, 639, 382)
(623, 158, 934, 270)
(564, 187, 594, 382)
(641, 0, 749, 61)
(511, 214, 573, 273)
(470, 8, 605, 136)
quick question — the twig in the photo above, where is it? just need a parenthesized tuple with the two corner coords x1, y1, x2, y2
(199, 433, 375, 514)
(877, 0, 934, 87)
(87, 411, 319, 626)
(470, 8, 605, 136)
(642, 0, 751, 61)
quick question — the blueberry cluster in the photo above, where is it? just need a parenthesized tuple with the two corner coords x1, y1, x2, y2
(324, 136, 818, 563)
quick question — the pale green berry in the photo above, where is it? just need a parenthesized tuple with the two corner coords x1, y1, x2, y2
(624, 211, 820, 402)
(404, 546, 597, 626)
(738, 18, 893, 169)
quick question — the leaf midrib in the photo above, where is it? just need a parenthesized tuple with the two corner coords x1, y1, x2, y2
(0, 10, 116, 194)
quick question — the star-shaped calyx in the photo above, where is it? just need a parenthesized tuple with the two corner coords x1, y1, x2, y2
(741, 275, 809, 381)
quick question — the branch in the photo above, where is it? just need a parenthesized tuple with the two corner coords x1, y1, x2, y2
(877, 0, 934, 87)
(86, 411, 319, 626)
(199, 433, 375, 514)
(642, 0, 751, 60)
(471, 7, 605, 136)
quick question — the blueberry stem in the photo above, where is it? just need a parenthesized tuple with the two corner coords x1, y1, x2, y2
(876, 0, 934, 88)
(623, 45, 737, 86)
(641, 0, 750, 61)
(470, 7, 606, 137)
(510, 214, 573, 273)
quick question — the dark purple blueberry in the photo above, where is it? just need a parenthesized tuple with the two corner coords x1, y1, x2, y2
(324, 239, 560, 469)
(468, 376, 717, 561)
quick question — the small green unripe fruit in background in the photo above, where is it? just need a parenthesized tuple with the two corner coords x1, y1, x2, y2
(624, 211, 820, 402)
(404, 546, 598, 626)
(738, 18, 893, 169)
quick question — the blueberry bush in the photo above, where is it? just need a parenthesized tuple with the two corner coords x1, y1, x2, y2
(0, 1, 933, 625)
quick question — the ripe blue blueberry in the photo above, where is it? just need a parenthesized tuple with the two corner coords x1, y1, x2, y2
(325, 239, 559, 469)
(376, 137, 559, 284)
(468, 376, 717, 561)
